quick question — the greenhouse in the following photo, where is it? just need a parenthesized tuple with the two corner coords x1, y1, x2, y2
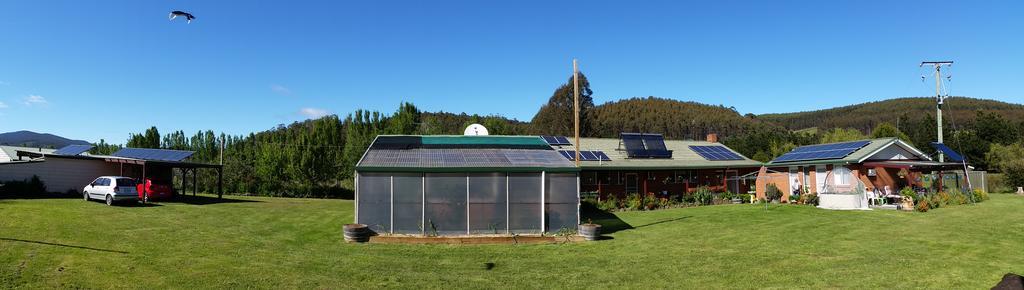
(354, 135, 580, 236)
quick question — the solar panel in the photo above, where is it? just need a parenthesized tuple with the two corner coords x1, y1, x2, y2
(641, 134, 668, 151)
(771, 140, 870, 163)
(689, 145, 744, 161)
(541, 136, 558, 144)
(52, 144, 94, 156)
(620, 133, 672, 158)
(112, 148, 195, 162)
(620, 133, 647, 157)
(554, 136, 571, 145)
(556, 150, 612, 161)
(541, 135, 572, 146)
(930, 142, 965, 162)
(579, 151, 597, 161)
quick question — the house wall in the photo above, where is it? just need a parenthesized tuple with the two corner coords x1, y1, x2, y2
(754, 169, 790, 200)
(0, 158, 120, 194)
(580, 168, 758, 198)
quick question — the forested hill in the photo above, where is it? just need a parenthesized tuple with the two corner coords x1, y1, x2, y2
(588, 97, 763, 140)
(758, 97, 1024, 132)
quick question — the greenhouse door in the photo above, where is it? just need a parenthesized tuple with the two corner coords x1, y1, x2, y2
(625, 173, 638, 194)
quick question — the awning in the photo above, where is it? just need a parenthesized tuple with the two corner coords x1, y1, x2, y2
(862, 160, 966, 170)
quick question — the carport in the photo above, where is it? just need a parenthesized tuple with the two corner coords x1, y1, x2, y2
(104, 157, 224, 199)
(17, 146, 224, 199)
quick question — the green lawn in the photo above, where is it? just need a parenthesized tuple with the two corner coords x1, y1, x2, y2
(1, 194, 1023, 289)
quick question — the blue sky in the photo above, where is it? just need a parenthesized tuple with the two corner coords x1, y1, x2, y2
(1, 1, 1022, 143)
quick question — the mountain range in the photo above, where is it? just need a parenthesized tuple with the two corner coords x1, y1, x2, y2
(0, 130, 91, 148)
(2, 96, 1022, 147)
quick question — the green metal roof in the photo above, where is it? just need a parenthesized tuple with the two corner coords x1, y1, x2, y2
(420, 135, 548, 147)
(557, 138, 762, 170)
(766, 138, 931, 166)
(355, 135, 578, 172)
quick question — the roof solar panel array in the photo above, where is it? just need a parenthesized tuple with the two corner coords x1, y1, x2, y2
(557, 150, 611, 161)
(620, 133, 673, 158)
(112, 148, 195, 162)
(52, 144, 94, 156)
(771, 140, 870, 163)
(359, 148, 574, 169)
(541, 135, 573, 146)
(689, 145, 744, 161)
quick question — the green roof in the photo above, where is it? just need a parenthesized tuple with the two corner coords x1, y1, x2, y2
(561, 138, 762, 170)
(355, 135, 577, 172)
(420, 135, 549, 147)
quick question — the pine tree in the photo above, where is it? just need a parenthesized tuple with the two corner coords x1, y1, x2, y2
(530, 73, 594, 136)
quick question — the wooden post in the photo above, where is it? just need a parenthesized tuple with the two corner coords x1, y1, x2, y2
(573, 59, 580, 167)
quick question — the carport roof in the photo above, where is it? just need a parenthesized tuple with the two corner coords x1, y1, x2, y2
(23, 151, 222, 169)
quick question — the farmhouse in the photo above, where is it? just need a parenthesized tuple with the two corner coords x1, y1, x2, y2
(354, 135, 579, 236)
(0, 145, 223, 196)
(547, 133, 761, 198)
(755, 138, 969, 201)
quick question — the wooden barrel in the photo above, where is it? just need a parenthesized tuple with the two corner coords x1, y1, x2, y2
(579, 224, 602, 241)
(343, 224, 370, 243)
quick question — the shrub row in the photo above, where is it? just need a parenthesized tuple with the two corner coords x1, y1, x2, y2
(901, 187, 989, 212)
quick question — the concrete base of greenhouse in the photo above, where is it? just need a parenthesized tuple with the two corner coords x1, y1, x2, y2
(364, 234, 585, 245)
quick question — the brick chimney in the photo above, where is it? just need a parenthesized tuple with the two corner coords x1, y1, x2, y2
(706, 133, 718, 143)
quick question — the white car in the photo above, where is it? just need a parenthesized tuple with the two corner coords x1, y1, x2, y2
(83, 176, 139, 206)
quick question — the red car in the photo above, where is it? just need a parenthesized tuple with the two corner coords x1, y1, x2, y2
(137, 179, 175, 201)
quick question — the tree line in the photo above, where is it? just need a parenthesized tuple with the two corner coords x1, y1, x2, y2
(94, 72, 1024, 197)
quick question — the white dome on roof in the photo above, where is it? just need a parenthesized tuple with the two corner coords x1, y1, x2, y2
(463, 124, 489, 136)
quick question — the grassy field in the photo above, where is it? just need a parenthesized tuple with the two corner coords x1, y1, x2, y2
(1, 194, 1023, 289)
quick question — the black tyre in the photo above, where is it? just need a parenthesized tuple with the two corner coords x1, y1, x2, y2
(105, 195, 113, 206)
(83, 191, 90, 201)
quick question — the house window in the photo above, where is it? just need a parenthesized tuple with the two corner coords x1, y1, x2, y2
(674, 171, 686, 184)
(648, 172, 657, 181)
(582, 172, 598, 185)
(834, 166, 852, 185)
(597, 171, 613, 185)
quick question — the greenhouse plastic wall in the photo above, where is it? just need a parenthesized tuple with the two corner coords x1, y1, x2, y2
(356, 171, 579, 236)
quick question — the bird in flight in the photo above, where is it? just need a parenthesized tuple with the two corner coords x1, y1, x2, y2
(169, 11, 195, 24)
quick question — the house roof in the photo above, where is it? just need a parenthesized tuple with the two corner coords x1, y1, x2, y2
(0, 146, 55, 162)
(560, 137, 762, 170)
(766, 138, 931, 166)
(356, 135, 578, 172)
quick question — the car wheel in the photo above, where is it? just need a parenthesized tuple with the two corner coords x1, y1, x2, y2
(84, 191, 90, 201)
(105, 195, 113, 206)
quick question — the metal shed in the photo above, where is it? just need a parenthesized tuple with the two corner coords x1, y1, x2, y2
(354, 135, 580, 236)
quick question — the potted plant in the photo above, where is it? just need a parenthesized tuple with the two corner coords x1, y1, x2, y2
(579, 219, 602, 241)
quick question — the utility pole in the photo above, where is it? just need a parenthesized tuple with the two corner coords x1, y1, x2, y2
(573, 59, 581, 167)
(921, 61, 953, 162)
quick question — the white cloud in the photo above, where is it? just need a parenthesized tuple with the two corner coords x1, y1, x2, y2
(23, 95, 47, 106)
(271, 84, 293, 96)
(298, 107, 330, 118)
(0, 101, 7, 108)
